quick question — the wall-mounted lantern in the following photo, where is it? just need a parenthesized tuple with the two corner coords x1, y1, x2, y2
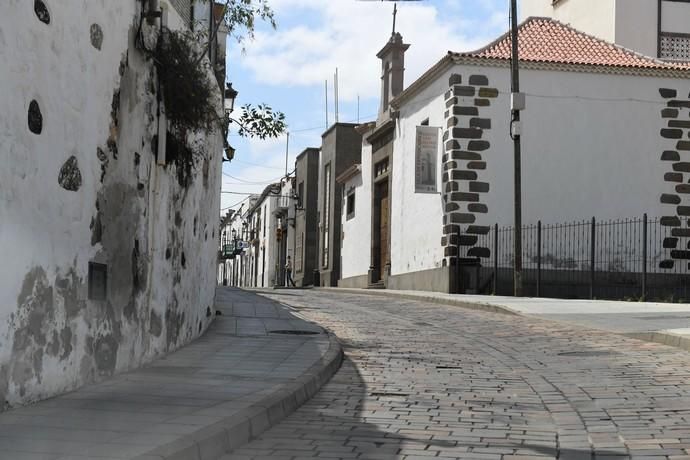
(224, 83, 238, 115)
(223, 145, 235, 162)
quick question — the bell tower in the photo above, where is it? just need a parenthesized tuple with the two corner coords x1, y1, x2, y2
(376, 5, 409, 119)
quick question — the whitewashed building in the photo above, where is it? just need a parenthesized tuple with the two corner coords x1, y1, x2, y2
(0, 1, 226, 409)
(340, 17, 690, 295)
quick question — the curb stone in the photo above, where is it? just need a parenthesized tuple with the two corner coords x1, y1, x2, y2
(130, 330, 343, 460)
(319, 287, 519, 316)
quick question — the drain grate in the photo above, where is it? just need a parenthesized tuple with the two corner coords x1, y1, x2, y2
(269, 330, 320, 335)
(558, 350, 618, 357)
(370, 392, 409, 397)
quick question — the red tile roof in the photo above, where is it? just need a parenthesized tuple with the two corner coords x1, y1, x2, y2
(460, 17, 689, 70)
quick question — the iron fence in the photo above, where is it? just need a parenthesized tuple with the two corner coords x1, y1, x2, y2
(467, 215, 690, 301)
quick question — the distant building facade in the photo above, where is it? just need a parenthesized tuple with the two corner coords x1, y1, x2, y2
(293, 148, 321, 287)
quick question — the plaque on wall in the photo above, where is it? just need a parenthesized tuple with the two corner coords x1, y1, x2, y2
(415, 126, 440, 193)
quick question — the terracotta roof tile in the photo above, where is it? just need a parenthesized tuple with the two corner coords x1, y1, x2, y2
(460, 17, 689, 70)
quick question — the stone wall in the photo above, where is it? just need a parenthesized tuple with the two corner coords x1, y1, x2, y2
(0, 0, 222, 410)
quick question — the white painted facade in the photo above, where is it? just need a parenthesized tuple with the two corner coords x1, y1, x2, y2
(0, 1, 223, 409)
(340, 139, 373, 282)
(388, 61, 689, 279)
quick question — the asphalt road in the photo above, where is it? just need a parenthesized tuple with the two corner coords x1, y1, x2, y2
(222, 289, 690, 460)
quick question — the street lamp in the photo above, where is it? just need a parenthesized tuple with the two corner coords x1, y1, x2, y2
(224, 83, 238, 115)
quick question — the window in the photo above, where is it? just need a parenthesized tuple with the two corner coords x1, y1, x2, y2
(262, 206, 266, 237)
(346, 191, 356, 220)
(660, 33, 690, 61)
(297, 181, 304, 208)
(375, 158, 389, 178)
(322, 163, 331, 267)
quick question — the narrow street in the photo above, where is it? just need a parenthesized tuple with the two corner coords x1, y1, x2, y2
(223, 290, 690, 460)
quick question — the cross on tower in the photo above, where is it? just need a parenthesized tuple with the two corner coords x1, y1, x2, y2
(392, 3, 397, 35)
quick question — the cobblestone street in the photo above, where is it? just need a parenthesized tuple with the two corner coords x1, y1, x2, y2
(223, 290, 690, 460)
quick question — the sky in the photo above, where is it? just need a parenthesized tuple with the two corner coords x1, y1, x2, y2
(220, 0, 510, 213)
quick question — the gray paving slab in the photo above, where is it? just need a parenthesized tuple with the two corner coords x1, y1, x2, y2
(0, 288, 342, 460)
(222, 289, 690, 460)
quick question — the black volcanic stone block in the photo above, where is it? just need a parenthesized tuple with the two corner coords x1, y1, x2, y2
(450, 213, 476, 224)
(468, 140, 490, 151)
(450, 150, 482, 161)
(469, 75, 489, 86)
(470, 118, 492, 129)
(665, 172, 684, 182)
(671, 250, 690, 259)
(444, 246, 459, 257)
(449, 74, 462, 85)
(664, 237, 680, 249)
(454, 106, 479, 116)
(660, 260, 675, 269)
(673, 162, 690, 172)
(446, 97, 458, 108)
(660, 88, 678, 99)
(28, 100, 43, 134)
(661, 216, 682, 226)
(677, 184, 690, 194)
(662, 151, 680, 161)
(678, 206, 690, 216)
(469, 182, 490, 193)
(451, 170, 478, 181)
(478, 88, 499, 98)
(668, 100, 690, 109)
(445, 140, 461, 150)
(669, 120, 690, 129)
(475, 99, 490, 107)
(662, 129, 684, 139)
(453, 86, 475, 97)
(453, 128, 483, 139)
(451, 192, 479, 202)
(443, 224, 460, 235)
(672, 228, 690, 237)
(443, 161, 457, 171)
(445, 182, 459, 192)
(662, 108, 679, 118)
(661, 193, 682, 204)
(445, 202, 460, 212)
(468, 203, 488, 213)
(466, 225, 491, 235)
(467, 161, 486, 170)
(468, 247, 491, 258)
(447, 117, 458, 128)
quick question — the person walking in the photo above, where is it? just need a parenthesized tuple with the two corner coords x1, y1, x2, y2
(285, 256, 296, 287)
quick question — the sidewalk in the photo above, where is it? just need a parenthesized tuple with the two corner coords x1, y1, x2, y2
(0, 288, 342, 460)
(325, 287, 690, 351)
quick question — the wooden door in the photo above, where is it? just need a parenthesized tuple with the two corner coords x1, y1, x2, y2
(378, 182, 389, 280)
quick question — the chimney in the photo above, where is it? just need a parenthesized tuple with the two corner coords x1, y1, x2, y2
(377, 32, 410, 119)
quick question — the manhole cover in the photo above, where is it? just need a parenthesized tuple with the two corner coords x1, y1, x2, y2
(269, 330, 320, 335)
(558, 350, 618, 357)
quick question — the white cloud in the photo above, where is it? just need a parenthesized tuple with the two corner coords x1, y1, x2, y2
(232, 0, 507, 102)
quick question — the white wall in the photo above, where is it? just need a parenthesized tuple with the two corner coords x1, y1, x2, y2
(392, 61, 687, 276)
(392, 84, 448, 276)
(520, 0, 617, 44)
(520, 0, 553, 20)
(0, 1, 222, 409)
(615, 0, 658, 57)
(341, 145, 372, 280)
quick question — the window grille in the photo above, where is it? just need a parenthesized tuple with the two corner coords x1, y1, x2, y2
(660, 34, 690, 61)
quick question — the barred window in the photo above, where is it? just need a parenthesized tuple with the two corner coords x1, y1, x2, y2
(660, 33, 690, 61)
